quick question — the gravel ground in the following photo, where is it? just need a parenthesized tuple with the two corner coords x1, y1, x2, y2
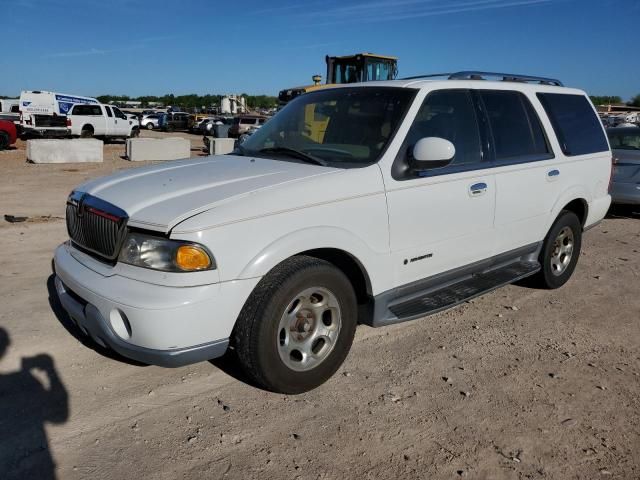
(0, 134, 639, 479)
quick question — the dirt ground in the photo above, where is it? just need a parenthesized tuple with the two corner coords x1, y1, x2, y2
(0, 133, 639, 480)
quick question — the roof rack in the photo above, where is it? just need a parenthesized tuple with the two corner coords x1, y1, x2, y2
(402, 71, 563, 87)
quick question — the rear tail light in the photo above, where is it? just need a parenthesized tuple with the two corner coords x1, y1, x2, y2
(66, 117, 72, 127)
(608, 155, 615, 193)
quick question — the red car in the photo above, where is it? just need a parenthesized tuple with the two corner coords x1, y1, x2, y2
(0, 120, 17, 150)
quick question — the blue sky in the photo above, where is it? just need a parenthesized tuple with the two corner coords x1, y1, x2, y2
(2, 0, 638, 100)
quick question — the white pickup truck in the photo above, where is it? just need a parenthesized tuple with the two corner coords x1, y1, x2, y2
(67, 103, 140, 139)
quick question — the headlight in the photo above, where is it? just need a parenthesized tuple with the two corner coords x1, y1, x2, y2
(118, 232, 214, 272)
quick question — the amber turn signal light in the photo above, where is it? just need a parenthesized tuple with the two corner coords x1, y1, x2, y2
(175, 245, 212, 271)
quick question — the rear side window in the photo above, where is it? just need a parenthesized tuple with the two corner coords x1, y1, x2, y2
(72, 105, 101, 115)
(480, 91, 550, 160)
(537, 93, 609, 156)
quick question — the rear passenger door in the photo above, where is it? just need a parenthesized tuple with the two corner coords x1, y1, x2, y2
(386, 89, 496, 287)
(478, 90, 558, 255)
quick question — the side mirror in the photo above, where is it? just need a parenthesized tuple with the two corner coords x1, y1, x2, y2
(410, 137, 455, 171)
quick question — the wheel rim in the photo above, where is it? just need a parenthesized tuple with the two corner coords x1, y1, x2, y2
(277, 287, 342, 372)
(550, 226, 574, 276)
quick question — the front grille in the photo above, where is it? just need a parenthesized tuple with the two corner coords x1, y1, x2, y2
(66, 192, 128, 261)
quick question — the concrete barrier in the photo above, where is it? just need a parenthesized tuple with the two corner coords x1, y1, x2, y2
(208, 138, 235, 156)
(27, 139, 103, 163)
(126, 138, 191, 161)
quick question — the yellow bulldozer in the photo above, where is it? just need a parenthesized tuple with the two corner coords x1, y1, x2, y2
(278, 53, 398, 107)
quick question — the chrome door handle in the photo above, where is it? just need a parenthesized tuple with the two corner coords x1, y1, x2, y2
(469, 182, 488, 196)
(547, 169, 560, 177)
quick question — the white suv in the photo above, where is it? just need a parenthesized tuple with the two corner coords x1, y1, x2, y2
(53, 72, 612, 393)
(67, 103, 139, 139)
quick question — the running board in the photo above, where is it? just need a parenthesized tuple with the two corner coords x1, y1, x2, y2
(375, 261, 540, 327)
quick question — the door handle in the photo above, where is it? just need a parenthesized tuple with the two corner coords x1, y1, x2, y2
(547, 169, 560, 182)
(469, 182, 488, 196)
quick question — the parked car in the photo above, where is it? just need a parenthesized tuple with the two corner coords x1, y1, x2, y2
(607, 126, 640, 205)
(191, 117, 217, 134)
(0, 120, 17, 150)
(67, 103, 140, 139)
(159, 112, 193, 132)
(19, 90, 99, 137)
(228, 115, 267, 138)
(141, 113, 162, 130)
(54, 72, 612, 394)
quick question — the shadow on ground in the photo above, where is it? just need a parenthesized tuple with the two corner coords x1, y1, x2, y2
(0, 327, 68, 480)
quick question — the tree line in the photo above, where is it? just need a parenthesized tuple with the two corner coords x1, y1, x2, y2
(590, 94, 640, 107)
(94, 94, 278, 110)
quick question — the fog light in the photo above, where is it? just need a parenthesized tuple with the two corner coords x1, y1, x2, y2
(109, 309, 132, 340)
(175, 245, 211, 271)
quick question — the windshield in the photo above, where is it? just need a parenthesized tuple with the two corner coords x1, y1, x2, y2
(608, 131, 640, 150)
(239, 87, 415, 166)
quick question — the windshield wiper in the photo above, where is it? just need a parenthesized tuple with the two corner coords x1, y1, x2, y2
(258, 147, 327, 166)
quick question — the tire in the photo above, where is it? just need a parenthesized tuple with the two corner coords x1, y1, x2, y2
(80, 126, 93, 138)
(145, 122, 154, 130)
(233, 255, 358, 394)
(0, 131, 9, 150)
(131, 127, 140, 138)
(532, 210, 582, 289)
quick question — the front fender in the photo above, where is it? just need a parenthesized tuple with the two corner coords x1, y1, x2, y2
(237, 226, 391, 295)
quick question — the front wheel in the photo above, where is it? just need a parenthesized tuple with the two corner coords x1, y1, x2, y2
(233, 256, 357, 394)
(532, 210, 582, 289)
(145, 122, 154, 130)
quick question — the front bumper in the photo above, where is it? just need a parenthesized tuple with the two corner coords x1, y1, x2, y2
(610, 182, 640, 205)
(53, 243, 260, 367)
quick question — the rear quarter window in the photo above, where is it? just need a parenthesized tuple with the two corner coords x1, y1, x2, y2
(537, 93, 609, 156)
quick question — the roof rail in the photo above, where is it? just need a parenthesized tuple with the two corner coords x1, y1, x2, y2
(402, 73, 452, 80)
(402, 71, 563, 86)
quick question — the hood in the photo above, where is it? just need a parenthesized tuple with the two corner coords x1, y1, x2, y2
(75, 155, 337, 232)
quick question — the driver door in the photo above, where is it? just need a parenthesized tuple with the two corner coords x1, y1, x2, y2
(384, 89, 496, 287)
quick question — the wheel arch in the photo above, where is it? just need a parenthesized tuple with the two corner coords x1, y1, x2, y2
(548, 185, 590, 231)
(236, 226, 383, 301)
(562, 198, 588, 227)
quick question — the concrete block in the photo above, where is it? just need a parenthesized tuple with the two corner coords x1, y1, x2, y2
(27, 139, 103, 163)
(126, 137, 191, 161)
(208, 138, 235, 156)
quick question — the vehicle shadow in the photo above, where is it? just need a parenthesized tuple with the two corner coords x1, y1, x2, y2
(0, 327, 68, 480)
(209, 349, 263, 391)
(606, 204, 640, 219)
(46, 274, 147, 367)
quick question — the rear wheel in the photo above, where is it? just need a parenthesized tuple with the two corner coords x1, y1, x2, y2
(145, 122, 154, 130)
(233, 256, 358, 394)
(130, 127, 140, 138)
(532, 210, 582, 289)
(0, 131, 9, 150)
(80, 126, 94, 138)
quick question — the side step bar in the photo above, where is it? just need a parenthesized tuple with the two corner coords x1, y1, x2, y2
(374, 261, 540, 327)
